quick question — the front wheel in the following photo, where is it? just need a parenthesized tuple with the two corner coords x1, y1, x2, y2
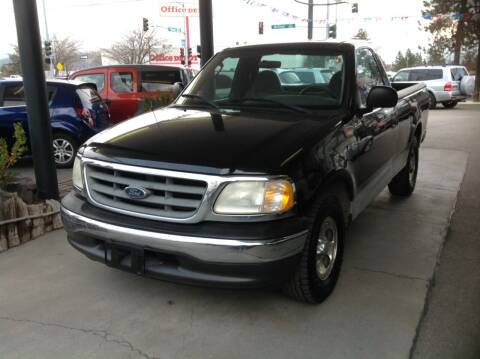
(388, 137, 419, 196)
(442, 101, 458, 109)
(283, 189, 347, 304)
(52, 133, 78, 168)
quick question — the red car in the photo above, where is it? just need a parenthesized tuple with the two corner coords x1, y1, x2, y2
(69, 65, 196, 123)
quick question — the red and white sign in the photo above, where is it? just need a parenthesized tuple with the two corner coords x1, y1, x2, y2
(150, 53, 199, 65)
(160, 2, 199, 17)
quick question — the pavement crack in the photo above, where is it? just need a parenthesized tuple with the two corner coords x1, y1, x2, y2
(0, 316, 160, 359)
(350, 266, 427, 282)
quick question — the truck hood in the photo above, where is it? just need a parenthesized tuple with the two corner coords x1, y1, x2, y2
(84, 107, 344, 175)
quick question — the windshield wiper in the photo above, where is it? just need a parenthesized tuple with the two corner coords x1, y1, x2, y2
(227, 97, 311, 114)
(179, 94, 220, 109)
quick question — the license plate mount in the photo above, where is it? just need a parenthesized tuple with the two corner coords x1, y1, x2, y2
(105, 242, 145, 275)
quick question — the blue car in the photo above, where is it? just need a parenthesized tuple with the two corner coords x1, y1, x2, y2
(0, 79, 111, 167)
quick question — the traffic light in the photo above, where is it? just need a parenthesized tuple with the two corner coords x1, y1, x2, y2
(143, 17, 149, 32)
(197, 44, 201, 58)
(45, 57, 51, 65)
(328, 24, 337, 39)
(44, 40, 52, 57)
(180, 48, 185, 65)
(352, 3, 358, 13)
(259, 21, 264, 35)
(187, 47, 192, 65)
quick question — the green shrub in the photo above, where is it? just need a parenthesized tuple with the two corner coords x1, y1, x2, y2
(0, 122, 27, 189)
(142, 93, 173, 113)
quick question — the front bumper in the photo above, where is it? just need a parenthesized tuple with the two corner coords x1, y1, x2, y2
(61, 193, 308, 288)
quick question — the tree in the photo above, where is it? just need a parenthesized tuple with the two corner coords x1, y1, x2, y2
(102, 29, 161, 64)
(52, 36, 81, 72)
(353, 28, 369, 40)
(392, 49, 424, 71)
(423, 0, 480, 101)
(0, 46, 21, 77)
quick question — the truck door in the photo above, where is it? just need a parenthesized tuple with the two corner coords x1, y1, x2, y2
(107, 68, 138, 123)
(349, 48, 398, 214)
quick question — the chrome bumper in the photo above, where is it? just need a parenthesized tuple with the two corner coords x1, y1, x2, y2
(61, 207, 308, 264)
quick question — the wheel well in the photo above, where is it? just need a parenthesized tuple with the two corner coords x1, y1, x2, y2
(51, 129, 78, 143)
(322, 173, 354, 202)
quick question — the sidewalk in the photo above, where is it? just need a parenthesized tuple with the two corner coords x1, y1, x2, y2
(411, 104, 480, 359)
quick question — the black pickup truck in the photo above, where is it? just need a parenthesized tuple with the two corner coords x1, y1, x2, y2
(61, 42, 429, 303)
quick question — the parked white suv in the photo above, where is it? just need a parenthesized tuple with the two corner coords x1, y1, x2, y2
(391, 65, 475, 109)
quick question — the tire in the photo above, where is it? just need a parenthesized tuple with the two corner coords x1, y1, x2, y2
(283, 186, 348, 304)
(427, 92, 436, 109)
(442, 101, 458, 109)
(388, 137, 419, 196)
(52, 133, 78, 168)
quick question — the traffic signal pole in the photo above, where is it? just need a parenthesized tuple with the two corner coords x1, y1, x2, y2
(186, 15, 191, 68)
(199, 0, 214, 67)
(307, 0, 313, 40)
(12, 0, 59, 200)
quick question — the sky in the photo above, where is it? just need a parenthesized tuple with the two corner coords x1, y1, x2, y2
(0, 0, 431, 64)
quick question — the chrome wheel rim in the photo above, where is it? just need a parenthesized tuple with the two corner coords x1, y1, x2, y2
(316, 216, 338, 280)
(53, 138, 74, 165)
(408, 147, 417, 186)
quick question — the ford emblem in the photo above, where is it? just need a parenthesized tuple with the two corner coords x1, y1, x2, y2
(124, 186, 150, 200)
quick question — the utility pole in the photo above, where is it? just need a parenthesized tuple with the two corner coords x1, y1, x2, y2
(199, 0, 214, 67)
(325, 0, 330, 40)
(307, 0, 313, 40)
(295, 0, 347, 40)
(13, 0, 59, 199)
(41, 0, 53, 77)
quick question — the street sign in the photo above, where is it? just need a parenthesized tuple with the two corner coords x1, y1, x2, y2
(80, 55, 88, 60)
(168, 27, 182, 33)
(56, 63, 63, 72)
(271, 24, 295, 29)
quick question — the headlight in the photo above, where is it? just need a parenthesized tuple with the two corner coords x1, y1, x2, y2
(214, 179, 294, 215)
(72, 156, 84, 191)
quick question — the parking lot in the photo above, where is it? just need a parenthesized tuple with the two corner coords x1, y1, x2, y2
(0, 104, 479, 359)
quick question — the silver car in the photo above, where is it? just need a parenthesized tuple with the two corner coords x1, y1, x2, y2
(392, 65, 475, 109)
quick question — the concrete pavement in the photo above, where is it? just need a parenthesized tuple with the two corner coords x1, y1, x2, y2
(0, 105, 478, 359)
(411, 103, 480, 359)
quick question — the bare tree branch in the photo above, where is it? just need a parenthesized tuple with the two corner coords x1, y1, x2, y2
(102, 29, 163, 64)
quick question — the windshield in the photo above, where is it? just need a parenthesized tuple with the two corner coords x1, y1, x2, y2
(175, 48, 345, 112)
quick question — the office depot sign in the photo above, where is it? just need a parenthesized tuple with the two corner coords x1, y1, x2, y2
(160, 2, 199, 16)
(150, 53, 199, 65)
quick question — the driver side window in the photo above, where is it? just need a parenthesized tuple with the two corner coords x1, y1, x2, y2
(356, 48, 384, 107)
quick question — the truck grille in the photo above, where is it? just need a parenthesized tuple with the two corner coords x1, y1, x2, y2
(84, 163, 208, 220)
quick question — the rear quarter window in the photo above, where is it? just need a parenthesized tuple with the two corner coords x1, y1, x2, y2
(451, 67, 468, 81)
(409, 69, 443, 81)
(140, 70, 181, 92)
(76, 87, 101, 108)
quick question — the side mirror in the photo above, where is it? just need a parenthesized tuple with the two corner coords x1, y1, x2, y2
(172, 82, 185, 98)
(366, 86, 398, 110)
